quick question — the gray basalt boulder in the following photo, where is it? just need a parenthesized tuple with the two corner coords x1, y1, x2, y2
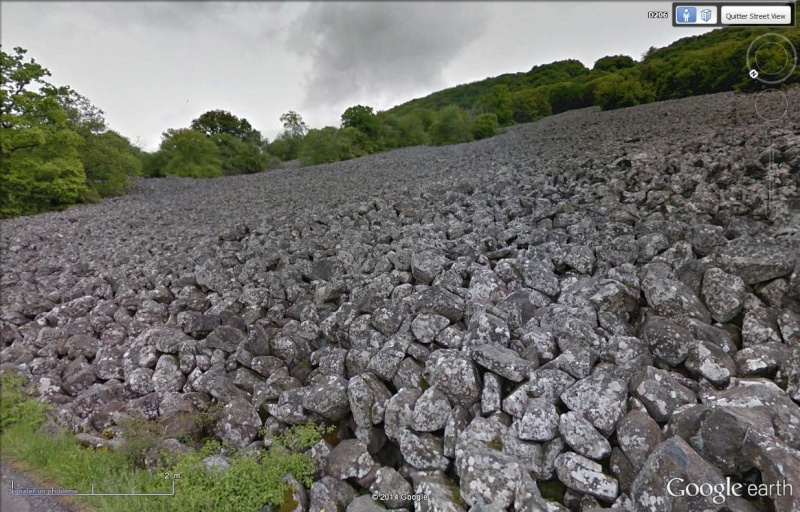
(555, 451, 619, 502)
(309, 476, 357, 512)
(326, 439, 377, 480)
(559, 411, 612, 461)
(470, 344, 535, 382)
(213, 397, 261, 448)
(369, 467, 412, 509)
(411, 251, 449, 285)
(413, 286, 465, 323)
(631, 436, 759, 512)
(398, 430, 449, 471)
(410, 313, 450, 344)
(384, 388, 421, 442)
(642, 277, 711, 323)
(700, 267, 746, 322)
(203, 325, 248, 353)
(302, 374, 350, 421)
(412, 386, 451, 432)
(423, 350, 481, 409)
(560, 372, 628, 436)
(152, 354, 185, 394)
(348, 372, 392, 428)
(517, 398, 560, 442)
(457, 445, 523, 508)
(639, 316, 694, 367)
(683, 340, 736, 387)
(629, 366, 695, 423)
(615, 410, 662, 472)
(713, 240, 797, 285)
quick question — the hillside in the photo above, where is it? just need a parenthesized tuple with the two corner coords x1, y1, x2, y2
(2, 86, 799, 511)
(386, 8, 800, 117)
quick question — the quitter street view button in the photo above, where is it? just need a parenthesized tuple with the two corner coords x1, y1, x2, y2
(721, 5, 792, 25)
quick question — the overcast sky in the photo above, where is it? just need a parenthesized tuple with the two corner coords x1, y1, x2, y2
(3, 1, 715, 151)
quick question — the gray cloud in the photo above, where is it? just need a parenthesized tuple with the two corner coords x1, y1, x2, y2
(287, 2, 491, 113)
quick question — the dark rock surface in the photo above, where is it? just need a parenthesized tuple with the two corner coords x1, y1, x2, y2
(2, 88, 800, 511)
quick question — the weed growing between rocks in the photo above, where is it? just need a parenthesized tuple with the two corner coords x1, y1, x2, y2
(0, 372, 326, 511)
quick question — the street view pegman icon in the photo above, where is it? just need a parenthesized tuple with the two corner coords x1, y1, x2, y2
(676, 6, 697, 23)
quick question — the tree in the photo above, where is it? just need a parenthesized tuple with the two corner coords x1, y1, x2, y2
(298, 127, 339, 166)
(536, 82, 592, 114)
(429, 105, 473, 146)
(212, 133, 277, 175)
(60, 90, 107, 136)
(80, 130, 142, 198)
(158, 128, 222, 178)
(279, 111, 308, 139)
(591, 72, 655, 110)
(509, 89, 552, 123)
(397, 113, 428, 146)
(473, 113, 498, 140)
(1, 46, 88, 217)
(376, 112, 401, 150)
(341, 105, 380, 138)
(592, 55, 636, 73)
(191, 110, 262, 146)
(476, 85, 513, 126)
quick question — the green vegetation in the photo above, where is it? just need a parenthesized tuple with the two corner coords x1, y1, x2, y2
(4, 8, 799, 217)
(0, 372, 329, 512)
(472, 113, 498, 140)
(1, 46, 142, 218)
(430, 105, 473, 146)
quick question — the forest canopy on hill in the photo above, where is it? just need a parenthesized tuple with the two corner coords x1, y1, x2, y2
(1, 10, 798, 218)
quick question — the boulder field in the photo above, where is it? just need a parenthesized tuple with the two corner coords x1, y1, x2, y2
(2, 88, 800, 511)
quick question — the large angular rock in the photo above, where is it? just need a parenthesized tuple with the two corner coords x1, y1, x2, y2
(384, 388, 421, 442)
(327, 439, 377, 480)
(348, 372, 392, 428)
(742, 428, 800, 512)
(368, 334, 410, 380)
(690, 406, 773, 476)
(412, 386, 451, 432)
(457, 446, 522, 508)
(398, 430, 449, 471)
(469, 269, 506, 301)
(683, 340, 736, 387)
(555, 452, 618, 502)
(470, 344, 535, 382)
(204, 325, 247, 353)
(302, 374, 350, 421)
(639, 316, 693, 367)
(631, 436, 759, 512)
(518, 398, 560, 442)
(560, 372, 627, 436)
(629, 366, 695, 423)
(369, 467, 412, 509)
(465, 310, 510, 348)
(714, 240, 797, 285)
(414, 472, 466, 512)
(559, 411, 611, 461)
(616, 410, 662, 471)
(213, 397, 261, 448)
(522, 260, 560, 297)
(414, 286, 465, 323)
(423, 350, 481, 408)
(410, 313, 450, 344)
(642, 277, 711, 323)
(411, 251, 449, 285)
(700, 267, 746, 323)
